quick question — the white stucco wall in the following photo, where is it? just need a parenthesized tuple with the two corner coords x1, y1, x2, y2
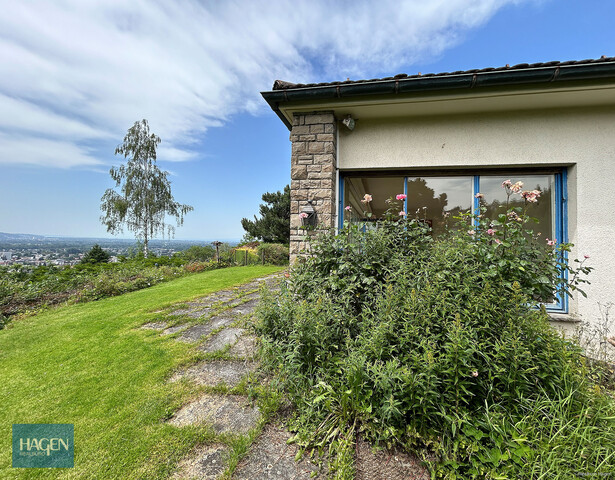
(338, 107, 615, 332)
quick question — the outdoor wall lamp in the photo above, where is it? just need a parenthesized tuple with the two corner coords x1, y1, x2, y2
(300, 200, 317, 228)
(342, 114, 355, 131)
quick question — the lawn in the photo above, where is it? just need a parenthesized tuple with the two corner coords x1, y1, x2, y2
(0, 265, 283, 479)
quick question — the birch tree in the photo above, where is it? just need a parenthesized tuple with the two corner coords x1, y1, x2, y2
(100, 120, 193, 257)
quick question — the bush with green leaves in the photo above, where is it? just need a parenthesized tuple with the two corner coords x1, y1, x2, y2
(257, 184, 613, 478)
(257, 243, 289, 265)
(178, 245, 215, 262)
(0, 259, 188, 323)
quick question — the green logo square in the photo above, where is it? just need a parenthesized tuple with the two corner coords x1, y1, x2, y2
(12, 424, 74, 468)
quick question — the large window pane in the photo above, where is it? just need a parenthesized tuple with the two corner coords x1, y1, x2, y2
(406, 177, 473, 236)
(480, 175, 555, 239)
(343, 177, 404, 221)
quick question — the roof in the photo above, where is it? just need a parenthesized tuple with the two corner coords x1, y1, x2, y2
(270, 57, 615, 91)
(262, 57, 615, 129)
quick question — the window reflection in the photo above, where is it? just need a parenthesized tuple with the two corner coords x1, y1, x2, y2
(344, 177, 404, 221)
(342, 174, 556, 240)
(406, 177, 473, 236)
(480, 175, 554, 239)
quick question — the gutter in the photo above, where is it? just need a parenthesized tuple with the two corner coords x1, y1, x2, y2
(261, 61, 615, 130)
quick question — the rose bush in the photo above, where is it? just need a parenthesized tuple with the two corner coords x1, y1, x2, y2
(261, 182, 612, 479)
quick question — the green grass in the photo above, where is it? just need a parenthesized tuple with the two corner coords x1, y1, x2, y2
(0, 265, 283, 479)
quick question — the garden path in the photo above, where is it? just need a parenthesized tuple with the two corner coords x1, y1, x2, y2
(142, 273, 430, 479)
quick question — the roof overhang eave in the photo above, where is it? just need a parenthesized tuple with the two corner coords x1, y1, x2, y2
(261, 61, 615, 130)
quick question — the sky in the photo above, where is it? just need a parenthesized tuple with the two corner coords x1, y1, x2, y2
(1, 0, 614, 241)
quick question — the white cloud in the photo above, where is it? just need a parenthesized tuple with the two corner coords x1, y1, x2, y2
(0, 133, 102, 168)
(0, 0, 533, 168)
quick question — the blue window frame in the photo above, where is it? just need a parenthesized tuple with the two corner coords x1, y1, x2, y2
(339, 169, 568, 312)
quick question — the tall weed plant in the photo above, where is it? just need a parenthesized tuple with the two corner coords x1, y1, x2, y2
(257, 181, 614, 479)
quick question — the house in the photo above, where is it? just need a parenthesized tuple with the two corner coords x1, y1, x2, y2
(262, 57, 615, 332)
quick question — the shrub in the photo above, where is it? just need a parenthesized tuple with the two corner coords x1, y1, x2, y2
(77, 264, 186, 301)
(257, 184, 612, 478)
(179, 245, 216, 262)
(257, 243, 289, 265)
(0, 259, 190, 322)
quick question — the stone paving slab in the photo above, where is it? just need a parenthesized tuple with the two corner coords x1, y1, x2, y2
(229, 335, 258, 358)
(172, 444, 229, 480)
(227, 299, 260, 316)
(176, 316, 235, 343)
(161, 325, 188, 336)
(170, 290, 237, 316)
(168, 394, 260, 434)
(141, 321, 167, 330)
(236, 275, 283, 291)
(170, 360, 257, 387)
(355, 437, 430, 480)
(209, 291, 236, 304)
(235, 291, 260, 301)
(199, 328, 245, 353)
(235, 283, 259, 292)
(170, 306, 213, 319)
(232, 423, 324, 480)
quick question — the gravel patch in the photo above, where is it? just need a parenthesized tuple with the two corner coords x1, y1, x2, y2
(168, 394, 260, 434)
(233, 423, 324, 479)
(355, 437, 430, 480)
(170, 360, 257, 387)
(199, 328, 245, 353)
(172, 444, 228, 480)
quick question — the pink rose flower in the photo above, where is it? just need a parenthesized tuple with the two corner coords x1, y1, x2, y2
(521, 190, 541, 203)
(494, 238, 502, 245)
(487, 228, 496, 236)
(345, 205, 351, 212)
(361, 194, 373, 203)
(299, 212, 308, 219)
(474, 193, 484, 199)
(546, 238, 557, 246)
(467, 230, 476, 235)
(511, 181, 524, 194)
(501, 179, 512, 188)
(396, 194, 407, 201)
(399, 211, 406, 216)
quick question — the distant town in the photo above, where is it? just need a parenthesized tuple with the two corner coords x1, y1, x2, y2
(0, 232, 235, 266)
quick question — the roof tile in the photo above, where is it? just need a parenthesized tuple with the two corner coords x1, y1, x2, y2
(271, 57, 615, 90)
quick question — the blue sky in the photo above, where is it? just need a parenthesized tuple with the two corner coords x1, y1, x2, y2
(2, 0, 614, 241)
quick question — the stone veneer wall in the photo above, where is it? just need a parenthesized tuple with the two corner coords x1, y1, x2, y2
(289, 112, 337, 262)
